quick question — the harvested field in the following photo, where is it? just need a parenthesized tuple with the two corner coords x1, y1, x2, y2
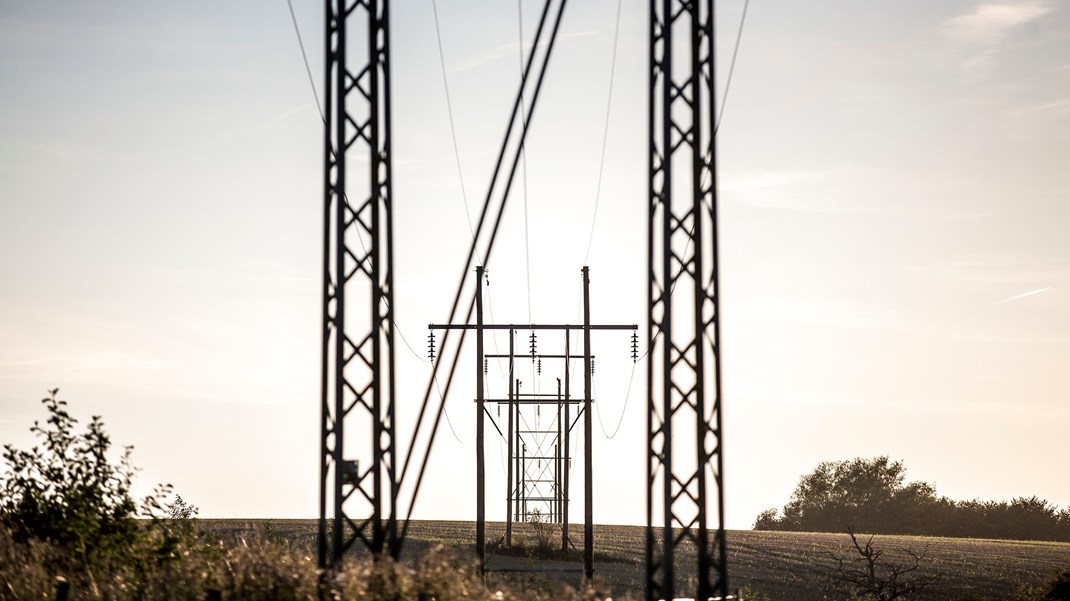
(199, 520, 1070, 600)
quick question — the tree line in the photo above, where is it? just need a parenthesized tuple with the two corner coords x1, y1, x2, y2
(754, 456, 1070, 542)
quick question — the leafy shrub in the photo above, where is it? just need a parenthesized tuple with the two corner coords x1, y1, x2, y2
(0, 389, 193, 570)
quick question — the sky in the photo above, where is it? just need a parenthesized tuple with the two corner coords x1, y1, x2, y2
(1, 0, 1068, 531)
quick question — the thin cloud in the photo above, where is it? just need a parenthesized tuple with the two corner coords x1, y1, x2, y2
(1017, 97, 1070, 115)
(947, 2, 1053, 43)
(995, 286, 1052, 304)
(721, 167, 919, 216)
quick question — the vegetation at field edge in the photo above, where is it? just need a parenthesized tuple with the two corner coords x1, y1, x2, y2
(4, 392, 1067, 600)
(755, 456, 1070, 543)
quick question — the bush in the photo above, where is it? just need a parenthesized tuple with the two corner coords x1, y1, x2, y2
(527, 509, 556, 556)
(1018, 570, 1070, 601)
(0, 390, 615, 600)
(0, 389, 193, 570)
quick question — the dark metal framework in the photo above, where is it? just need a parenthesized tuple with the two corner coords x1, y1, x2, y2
(483, 356, 575, 536)
(319, 0, 398, 569)
(646, 0, 727, 599)
(313, 0, 732, 594)
(430, 267, 635, 581)
(509, 386, 568, 528)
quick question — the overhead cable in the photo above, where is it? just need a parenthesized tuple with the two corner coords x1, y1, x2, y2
(397, 0, 571, 553)
(716, 0, 751, 134)
(582, 0, 624, 265)
(284, 0, 325, 123)
(431, 0, 481, 245)
(517, 0, 535, 327)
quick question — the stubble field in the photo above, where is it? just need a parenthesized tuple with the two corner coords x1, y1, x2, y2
(201, 519, 1070, 600)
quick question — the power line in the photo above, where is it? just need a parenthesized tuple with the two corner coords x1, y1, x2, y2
(517, 0, 534, 325)
(582, 0, 623, 265)
(399, 0, 572, 549)
(582, 0, 749, 266)
(284, 0, 324, 123)
(391, 320, 470, 444)
(307, 0, 483, 455)
(431, 0, 480, 244)
(593, 361, 638, 439)
(432, 368, 467, 444)
(716, 0, 751, 134)
(395, 320, 430, 364)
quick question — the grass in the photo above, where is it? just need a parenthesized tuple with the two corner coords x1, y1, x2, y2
(8, 517, 1064, 599)
(199, 519, 1070, 601)
(1, 520, 595, 601)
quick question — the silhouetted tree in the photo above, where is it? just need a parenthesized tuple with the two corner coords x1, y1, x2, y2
(755, 457, 1070, 542)
(826, 525, 937, 601)
(768, 457, 935, 534)
(752, 508, 780, 531)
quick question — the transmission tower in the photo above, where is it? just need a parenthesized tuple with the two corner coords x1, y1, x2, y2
(485, 349, 577, 538)
(319, 0, 398, 569)
(646, 0, 728, 599)
(430, 266, 635, 580)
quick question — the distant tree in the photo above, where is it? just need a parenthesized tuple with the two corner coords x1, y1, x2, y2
(764, 457, 936, 534)
(755, 457, 1070, 542)
(752, 508, 780, 531)
(0, 389, 194, 567)
(1004, 496, 1061, 541)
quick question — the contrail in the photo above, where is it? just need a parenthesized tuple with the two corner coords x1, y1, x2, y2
(995, 287, 1052, 305)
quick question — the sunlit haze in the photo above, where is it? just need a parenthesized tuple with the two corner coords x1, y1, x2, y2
(1, 0, 1068, 530)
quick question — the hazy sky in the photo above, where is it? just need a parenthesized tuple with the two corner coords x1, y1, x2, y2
(1, 0, 1068, 530)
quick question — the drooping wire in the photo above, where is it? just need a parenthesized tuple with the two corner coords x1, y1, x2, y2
(517, 1, 539, 399)
(431, 0, 484, 252)
(517, 0, 534, 326)
(581, 0, 750, 267)
(404, 325, 470, 443)
(432, 366, 467, 444)
(582, 0, 623, 265)
(284, 0, 324, 124)
(388, 322, 427, 364)
(594, 360, 638, 440)
(715, 0, 751, 135)
(284, 0, 456, 380)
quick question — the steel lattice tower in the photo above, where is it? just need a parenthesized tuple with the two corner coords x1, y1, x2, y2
(646, 0, 727, 598)
(319, 0, 398, 569)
